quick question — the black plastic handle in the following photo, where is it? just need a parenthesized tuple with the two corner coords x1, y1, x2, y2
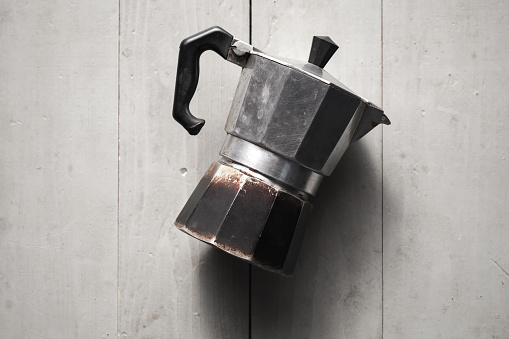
(172, 26, 234, 135)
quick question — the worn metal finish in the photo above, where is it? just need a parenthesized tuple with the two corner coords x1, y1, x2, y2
(222, 160, 312, 200)
(176, 162, 312, 276)
(220, 134, 323, 195)
(173, 28, 389, 275)
(224, 46, 389, 176)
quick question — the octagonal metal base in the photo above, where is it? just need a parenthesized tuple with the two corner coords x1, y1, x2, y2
(175, 161, 312, 276)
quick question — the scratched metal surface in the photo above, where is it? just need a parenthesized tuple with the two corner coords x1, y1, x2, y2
(2, 0, 509, 338)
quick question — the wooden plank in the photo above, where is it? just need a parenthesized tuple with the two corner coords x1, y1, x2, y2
(251, 1, 383, 338)
(383, 0, 509, 337)
(0, 1, 118, 338)
(118, 1, 250, 338)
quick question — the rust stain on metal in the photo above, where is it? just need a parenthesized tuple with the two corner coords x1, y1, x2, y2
(211, 164, 245, 187)
(174, 220, 185, 229)
(183, 163, 247, 242)
(214, 241, 253, 260)
(214, 176, 277, 256)
(202, 161, 221, 180)
(251, 258, 289, 276)
(178, 224, 216, 243)
(175, 162, 308, 276)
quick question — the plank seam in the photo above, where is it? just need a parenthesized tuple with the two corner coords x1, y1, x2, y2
(117, 0, 121, 336)
(381, 0, 384, 337)
(248, 3, 253, 339)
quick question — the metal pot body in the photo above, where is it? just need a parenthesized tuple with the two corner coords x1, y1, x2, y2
(172, 26, 389, 276)
(223, 54, 367, 177)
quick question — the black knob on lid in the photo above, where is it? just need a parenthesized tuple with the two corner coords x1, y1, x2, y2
(308, 36, 338, 68)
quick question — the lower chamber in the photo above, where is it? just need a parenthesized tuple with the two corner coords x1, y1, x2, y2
(175, 160, 312, 276)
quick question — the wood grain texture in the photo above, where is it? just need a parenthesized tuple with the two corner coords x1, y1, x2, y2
(383, 0, 509, 337)
(2, 0, 509, 337)
(118, 1, 249, 338)
(0, 1, 118, 338)
(250, 1, 384, 338)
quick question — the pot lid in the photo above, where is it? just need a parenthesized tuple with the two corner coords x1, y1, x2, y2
(232, 36, 378, 107)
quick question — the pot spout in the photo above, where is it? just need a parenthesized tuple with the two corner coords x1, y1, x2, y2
(350, 103, 391, 144)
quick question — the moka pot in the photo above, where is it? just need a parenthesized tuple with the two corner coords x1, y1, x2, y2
(172, 26, 390, 276)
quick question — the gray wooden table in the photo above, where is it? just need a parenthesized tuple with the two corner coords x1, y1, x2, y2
(1, 0, 508, 337)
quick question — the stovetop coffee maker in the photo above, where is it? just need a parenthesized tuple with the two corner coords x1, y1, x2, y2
(172, 26, 389, 276)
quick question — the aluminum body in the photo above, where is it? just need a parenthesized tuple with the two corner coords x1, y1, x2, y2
(173, 27, 389, 276)
(176, 161, 312, 275)
(221, 48, 388, 193)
